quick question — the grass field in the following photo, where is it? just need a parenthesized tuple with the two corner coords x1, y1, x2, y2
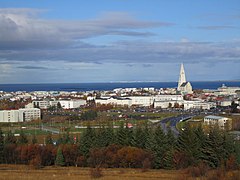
(0, 164, 239, 180)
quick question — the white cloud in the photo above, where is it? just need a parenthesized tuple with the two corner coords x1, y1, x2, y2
(0, 9, 171, 50)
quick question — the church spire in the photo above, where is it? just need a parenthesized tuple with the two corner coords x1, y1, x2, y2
(178, 63, 186, 90)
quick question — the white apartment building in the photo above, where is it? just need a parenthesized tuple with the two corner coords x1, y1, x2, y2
(96, 95, 184, 107)
(33, 100, 50, 109)
(204, 115, 231, 129)
(59, 99, 86, 109)
(0, 110, 19, 122)
(154, 100, 184, 109)
(218, 84, 240, 95)
(95, 97, 132, 106)
(183, 101, 216, 110)
(0, 108, 41, 122)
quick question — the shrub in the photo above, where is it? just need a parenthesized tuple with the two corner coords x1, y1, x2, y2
(226, 155, 239, 171)
(29, 155, 42, 169)
(90, 168, 103, 178)
(141, 158, 152, 172)
(187, 161, 208, 177)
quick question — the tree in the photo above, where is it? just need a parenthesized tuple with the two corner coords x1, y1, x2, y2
(0, 128, 4, 163)
(230, 101, 238, 113)
(95, 124, 114, 148)
(200, 126, 226, 168)
(146, 125, 168, 169)
(55, 147, 65, 166)
(115, 122, 129, 146)
(163, 127, 176, 169)
(18, 130, 28, 144)
(31, 134, 38, 144)
(4, 131, 17, 144)
(132, 123, 149, 149)
(81, 110, 98, 120)
(46, 133, 53, 145)
(57, 102, 62, 110)
(79, 125, 96, 156)
(176, 124, 200, 167)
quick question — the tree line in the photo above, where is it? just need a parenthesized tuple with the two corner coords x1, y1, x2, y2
(0, 123, 239, 170)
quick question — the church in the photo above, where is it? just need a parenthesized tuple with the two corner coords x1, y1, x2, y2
(177, 63, 193, 95)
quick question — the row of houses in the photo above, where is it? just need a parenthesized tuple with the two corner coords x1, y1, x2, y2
(0, 108, 41, 122)
(95, 95, 216, 110)
(26, 99, 87, 109)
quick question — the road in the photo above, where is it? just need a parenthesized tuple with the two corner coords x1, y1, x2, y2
(158, 114, 196, 136)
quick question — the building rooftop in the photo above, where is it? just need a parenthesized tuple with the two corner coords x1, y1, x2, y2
(205, 115, 226, 120)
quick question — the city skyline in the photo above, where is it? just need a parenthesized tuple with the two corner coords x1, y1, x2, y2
(0, 0, 240, 83)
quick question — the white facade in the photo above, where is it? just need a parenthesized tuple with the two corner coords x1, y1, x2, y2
(178, 63, 187, 91)
(204, 115, 231, 129)
(183, 101, 216, 110)
(218, 84, 240, 95)
(154, 101, 183, 109)
(59, 99, 86, 109)
(0, 108, 41, 122)
(95, 97, 132, 106)
(33, 100, 50, 109)
(220, 100, 232, 107)
(179, 82, 193, 95)
(96, 95, 184, 107)
(19, 108, 41, 121)
(128, 96, 154, 106)
(177, 63, 193, 94)
(0, 110, 19, 122)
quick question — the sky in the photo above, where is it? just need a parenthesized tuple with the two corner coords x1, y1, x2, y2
(0, 0, 239, 83)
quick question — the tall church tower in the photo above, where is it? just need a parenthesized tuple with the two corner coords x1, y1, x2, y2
(177, 63, 186, 91)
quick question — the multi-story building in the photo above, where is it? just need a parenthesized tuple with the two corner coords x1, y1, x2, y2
(58, 99, 86, 109)
(183, 100, 216, 110)
(0, 108, 41, 122)
(32, 100, 50, 109)
(204, 115, 232, 130)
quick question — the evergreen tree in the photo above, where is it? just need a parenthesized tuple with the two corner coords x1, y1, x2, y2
(176, 124, 200, 166)
(61, 131, 73, 144)
(79, 125, 96, 156)
(132, 124, 149, 149)
(115, 122, 127, 145)
(55, 147, 65, 166)
(125, 123, 134, 146)
(163, 127, 176, 169)
(146, 125, 168, 168)
(4, 131, 17, 144)
(18, 130, 28, 144)
(31, 134, 38, 144)
(201, 126, 223, 168)
(222, 131, 235, 160)
(141, 122, 151, 149)
(46, 133, 53, 145)
(95, 124, 114, 147)
(166, 127, 176, 149)
(0, 128, 4, 163)
(234, 141, 240, 165)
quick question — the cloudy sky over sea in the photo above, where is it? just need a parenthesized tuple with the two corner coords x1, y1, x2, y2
(0, 0, 239, 83)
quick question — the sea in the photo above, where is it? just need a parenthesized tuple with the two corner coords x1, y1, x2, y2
(0, 81, 239, 92)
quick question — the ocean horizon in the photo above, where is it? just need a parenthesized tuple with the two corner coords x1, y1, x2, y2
(0, 81, 239, 92)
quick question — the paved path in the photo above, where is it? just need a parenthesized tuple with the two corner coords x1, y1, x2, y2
(158, 114, 195, 136)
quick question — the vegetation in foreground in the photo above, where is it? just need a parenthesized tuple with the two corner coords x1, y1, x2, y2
(0, 122, 239, 172)
(0, 164, 239, 180)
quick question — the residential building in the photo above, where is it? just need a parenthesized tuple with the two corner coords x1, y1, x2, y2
(204, 115, 232, 130)
(59, 99, 86, 109)
(0, 108, 41, 122)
